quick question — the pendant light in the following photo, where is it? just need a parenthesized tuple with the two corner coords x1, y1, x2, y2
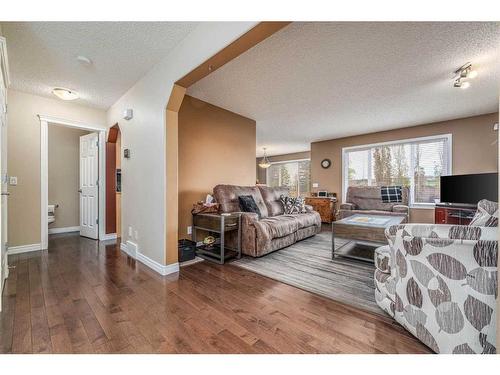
(258, 147, 271, 169)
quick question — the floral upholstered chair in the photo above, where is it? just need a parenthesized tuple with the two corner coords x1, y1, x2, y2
(374, 199, 498, 354)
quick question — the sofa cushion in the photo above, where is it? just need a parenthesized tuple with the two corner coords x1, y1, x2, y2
(238, 195, 261, 217)
(256, 216, 299, 239)
(280, 195, 306, 214)
(293, 212, 321, 229)
(258, 186, 288, 216)
(213, 185, 269, 218)
(381, 186, 402, 203)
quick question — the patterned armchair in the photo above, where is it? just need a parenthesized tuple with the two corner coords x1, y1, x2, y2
(375, 223, 497, 354)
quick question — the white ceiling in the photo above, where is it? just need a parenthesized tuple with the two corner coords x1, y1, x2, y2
(1, 22, 198, 109)
(188, 22, 500, 157)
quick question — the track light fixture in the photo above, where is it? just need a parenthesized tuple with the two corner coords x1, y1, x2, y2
(453, 62, 477, 89)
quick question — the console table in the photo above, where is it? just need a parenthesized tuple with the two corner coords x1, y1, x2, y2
(305, 197, 337, 223)
(435, 204, 476, 225)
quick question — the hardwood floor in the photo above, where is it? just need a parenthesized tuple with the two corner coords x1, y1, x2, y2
(0, 233, 431, 354)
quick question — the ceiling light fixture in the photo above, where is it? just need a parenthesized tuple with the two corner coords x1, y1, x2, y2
(453, 62, 477, 89)
(258, 148, 271, 169)
(52, 87, 79, 101)
(76, 55, 93, 66)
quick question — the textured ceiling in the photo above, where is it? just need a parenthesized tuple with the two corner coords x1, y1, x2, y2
(1, 22, 198, 108)
(188, 22, 500, 156)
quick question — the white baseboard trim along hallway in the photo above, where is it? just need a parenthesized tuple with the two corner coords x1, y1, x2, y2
(48, 226, 80, 234)
(120, 241, 179, 276)
(8, 243, 42, 255)
(101, 233, 118, 241)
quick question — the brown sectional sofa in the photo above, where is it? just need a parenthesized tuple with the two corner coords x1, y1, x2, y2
(213, 185, 322, 257)
(339, 186, 410, 222)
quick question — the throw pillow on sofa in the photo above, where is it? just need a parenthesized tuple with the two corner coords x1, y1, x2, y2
(238, 195, 262, 218)
(279, 195, 306, 214)
(469, 199, 498, 227)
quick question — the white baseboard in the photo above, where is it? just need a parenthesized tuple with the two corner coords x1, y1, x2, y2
(8, 243, 42, 255)
(48, 226, 80, 234)
(101, 233, 118, 241)
(120, 241, 179, 276)
(120, 241, 137, 258)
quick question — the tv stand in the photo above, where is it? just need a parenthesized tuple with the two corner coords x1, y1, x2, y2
(435, 203, 476, 225)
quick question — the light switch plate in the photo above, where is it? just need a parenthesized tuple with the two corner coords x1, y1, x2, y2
(9, 176, 17, 185)
(187, 226, 192, 235)
(128, 226, 133, 237)
(312, 182, 319, 188)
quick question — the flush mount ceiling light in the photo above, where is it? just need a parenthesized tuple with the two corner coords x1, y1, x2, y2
(453, 62, 477, 89)
(258, 147, 272, 169)
(76, 55, 93, 66)
(52, 87, 79, 101)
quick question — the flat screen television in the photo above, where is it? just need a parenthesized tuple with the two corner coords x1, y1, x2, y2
(440, 173, 498, 206)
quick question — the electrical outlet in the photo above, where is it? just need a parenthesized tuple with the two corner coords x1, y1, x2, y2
(312, 182, 319, 188)
(187, 226, 192, 235)
(9, 176, 17, 185)
(128, 226, 133, 237)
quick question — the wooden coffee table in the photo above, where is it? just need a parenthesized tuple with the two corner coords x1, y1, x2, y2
(332, 214, 406, 262)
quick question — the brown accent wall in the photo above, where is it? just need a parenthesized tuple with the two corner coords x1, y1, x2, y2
(256, 151, 311, 184)
(105, 142, 117, 234)
(311, 113, 499, 223)
(116, 131, 121, 237)
(105, 125, 122, 235)
(178, 95, 256, 239)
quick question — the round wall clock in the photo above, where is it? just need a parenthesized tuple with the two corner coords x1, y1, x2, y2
(321, 159, 331, 169)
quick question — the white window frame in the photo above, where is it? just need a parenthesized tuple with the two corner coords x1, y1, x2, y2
(266, 158, 311, 196)
(341, 134, 452, 208)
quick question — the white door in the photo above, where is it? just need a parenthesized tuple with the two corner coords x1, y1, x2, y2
(0, 58, 8, 312)
(79, 133, 99, 239)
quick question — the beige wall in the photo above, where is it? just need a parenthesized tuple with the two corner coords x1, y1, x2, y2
(48, 125, 91, 229)
(256, 151, 310, 184)
(178, 95, 256, 239)
(311, 113, 499, 223)
(7, 90, 106, 246)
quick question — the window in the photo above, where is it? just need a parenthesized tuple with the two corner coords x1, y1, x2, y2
(266, 159, 311, 198)
(343, 135, 452, 206)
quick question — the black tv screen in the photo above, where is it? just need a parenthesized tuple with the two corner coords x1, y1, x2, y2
(440, 173, 498, 205)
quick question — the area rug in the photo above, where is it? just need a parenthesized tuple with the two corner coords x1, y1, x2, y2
(232, 231, 383, 316)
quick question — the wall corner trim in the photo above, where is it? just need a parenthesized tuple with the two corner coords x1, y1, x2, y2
(120, 241, 179, 276)
(8, 243, 42, 255)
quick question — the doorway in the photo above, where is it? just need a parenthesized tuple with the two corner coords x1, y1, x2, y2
(47, 125, 95, 238)
(39, 115, 107, 249)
